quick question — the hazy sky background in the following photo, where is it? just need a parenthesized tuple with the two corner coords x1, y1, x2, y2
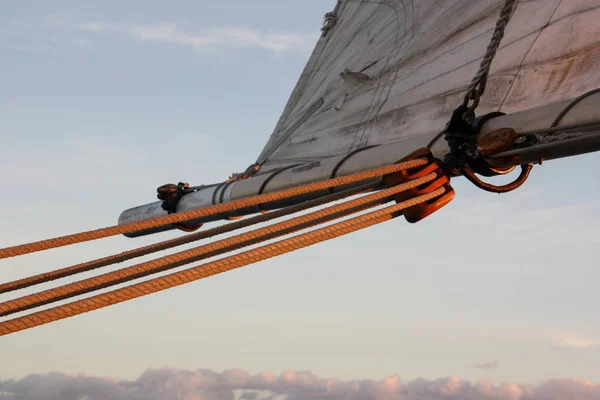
(1, 0, 600, 398)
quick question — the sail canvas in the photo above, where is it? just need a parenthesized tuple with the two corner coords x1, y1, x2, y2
(256, 0, 600, 169)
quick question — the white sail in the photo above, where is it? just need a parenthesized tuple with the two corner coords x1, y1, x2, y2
(118, 0, 600, 236)
(256, 0, 600, 168)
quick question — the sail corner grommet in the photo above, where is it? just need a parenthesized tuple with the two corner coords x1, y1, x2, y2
(382, 148, 455, 224)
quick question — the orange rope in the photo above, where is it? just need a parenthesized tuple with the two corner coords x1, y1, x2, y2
(0, 182, 379, 294)
(0, 173, 438, 317)
(0, 159, 427, 259)
(0, 187, 445, 337)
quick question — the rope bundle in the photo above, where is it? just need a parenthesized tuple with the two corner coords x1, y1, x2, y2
(0, 158, 447, 336)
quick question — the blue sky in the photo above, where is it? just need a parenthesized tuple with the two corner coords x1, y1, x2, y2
(1, 1, 600, 398)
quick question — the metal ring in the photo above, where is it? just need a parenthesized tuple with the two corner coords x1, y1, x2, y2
(328, 145, 379, 193)
(218, 180, 242, 220)
(256, 164, 304, 213)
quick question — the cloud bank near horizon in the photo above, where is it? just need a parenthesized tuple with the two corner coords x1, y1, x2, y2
(1, 368, 599, 400)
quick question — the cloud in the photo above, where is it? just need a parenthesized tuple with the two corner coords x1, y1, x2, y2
(1, 368, 600, 400)
(554, 332, 600, 349)
(468, 362, 499, 371)
(44, 14, 317, 53)
(3, 13, 317, 54)
(128, 24, 312, 52)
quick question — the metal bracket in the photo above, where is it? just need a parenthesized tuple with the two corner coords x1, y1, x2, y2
(442, 105, 476, 174)
(443, 107, 517, 177)
(156, 182, 204, 233)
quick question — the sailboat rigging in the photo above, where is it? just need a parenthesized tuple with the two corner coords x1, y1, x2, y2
(117, 0, 600, 235)
(1, 0, 599, 335)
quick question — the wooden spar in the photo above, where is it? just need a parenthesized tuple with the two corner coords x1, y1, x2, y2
(118, 0, 600, 237)
(479, 91, 600, 166)
(118, 93, 600, 238)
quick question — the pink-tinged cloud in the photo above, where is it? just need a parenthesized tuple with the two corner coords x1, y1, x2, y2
(1, 368, 600, 400)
